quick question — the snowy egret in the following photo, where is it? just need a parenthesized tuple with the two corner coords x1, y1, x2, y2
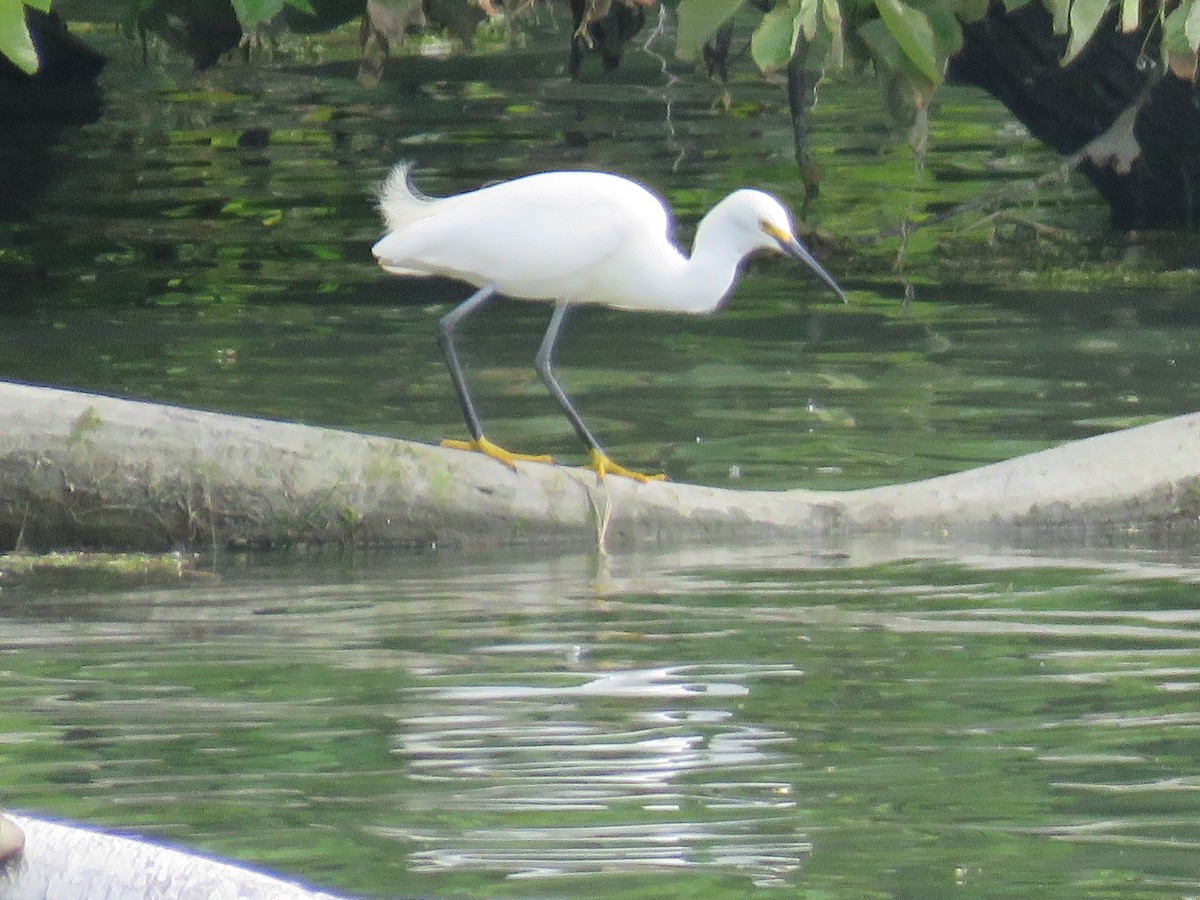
(371, 163, 846, 482)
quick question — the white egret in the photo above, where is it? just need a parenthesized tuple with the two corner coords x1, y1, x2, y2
(371, 163, 846, 482)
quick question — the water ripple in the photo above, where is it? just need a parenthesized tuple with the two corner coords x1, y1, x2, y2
(386, 660, 807, 882)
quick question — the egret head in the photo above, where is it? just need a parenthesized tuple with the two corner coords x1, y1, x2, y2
(720, 189, 846, 303)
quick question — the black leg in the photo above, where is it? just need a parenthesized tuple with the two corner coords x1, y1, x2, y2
(436, 284, 496, 440)
(534, 302, 664, 482)
(535, 301, 605, 454)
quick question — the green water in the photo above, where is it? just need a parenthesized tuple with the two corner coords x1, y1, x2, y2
(3, 10, 1200, 899)
(5, 545, 1200, 898)
(4, 18, 1199, 489)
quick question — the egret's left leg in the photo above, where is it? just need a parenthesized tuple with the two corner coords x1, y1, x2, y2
(535, 302, 665, 483)
(437, 284, 553, 469)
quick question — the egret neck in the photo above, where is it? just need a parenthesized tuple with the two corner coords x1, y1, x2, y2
(649, 192, 793, 315)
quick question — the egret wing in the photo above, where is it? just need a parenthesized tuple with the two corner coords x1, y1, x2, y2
(373, 172, 674, 300)
(407, 207, 627, 293)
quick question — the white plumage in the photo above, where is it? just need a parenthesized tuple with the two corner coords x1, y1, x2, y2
(371, 164, 845, 480)
(372, 164, 842, 314)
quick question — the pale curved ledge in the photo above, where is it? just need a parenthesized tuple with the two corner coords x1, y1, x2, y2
(0, 813, 348, 900)
(0, 380, 1197, 552)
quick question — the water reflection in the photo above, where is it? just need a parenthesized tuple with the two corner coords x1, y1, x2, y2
(5, 13, 1200, 898)
(4, 541, 1200, 895)
(7, 22, 1194, 492)
(389, 662, 804, 883)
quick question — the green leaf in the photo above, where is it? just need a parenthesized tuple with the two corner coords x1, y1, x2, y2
(1186, 0, 1200, 48)
(1063, 0, 1110, 64)
(957, 0, 991, 23)
(922, 0, 962, 60)
(1119, 0, 1138, 32)
(873, 0, 939, 83)
(0, 0, 38, 74)
(1162, 0, 1198, 77)
(1163, 0, 1189, 52)
(1047, 0, 1069, 33)
(231, 0, 286, 30)
(285, 0, 317, 14)
(822, 0, 844, 65)
(799, 0, 821, 39)
(675, 0, 745, 57)
(24, 0, 50, 12)
(751, 1, 802, 72)
(857, 16, 908, 71)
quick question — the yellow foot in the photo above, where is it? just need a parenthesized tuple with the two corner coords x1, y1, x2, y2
(587, 448, 666, 483)
(441, 436, 554, 470)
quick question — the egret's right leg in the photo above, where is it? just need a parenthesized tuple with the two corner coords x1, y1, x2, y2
(437, 284, 553, 469)
(535, 301, 665, 483)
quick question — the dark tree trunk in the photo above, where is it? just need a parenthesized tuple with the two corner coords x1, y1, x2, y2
(786, 43, 823, 219)
(569, 0, 647, 78)
(948, 1, 1200, 229)
(0, 10, 106, 225)
(0, 8, 105, 123)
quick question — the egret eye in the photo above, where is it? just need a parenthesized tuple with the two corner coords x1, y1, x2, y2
(758, 218, 792, 247)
